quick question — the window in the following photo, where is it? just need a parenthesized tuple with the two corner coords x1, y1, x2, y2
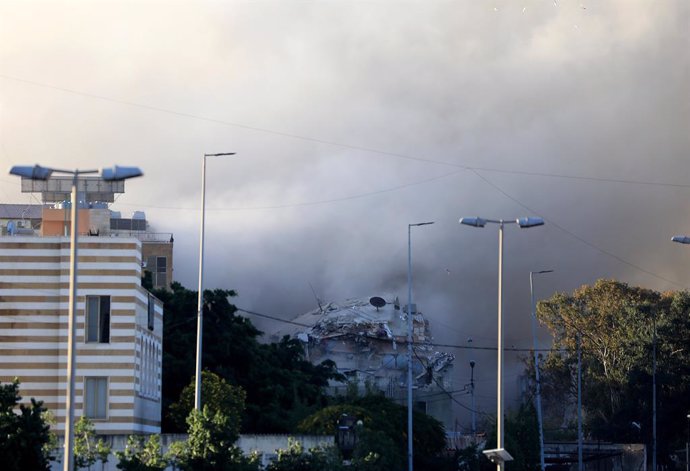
(146, 256, 167, 288)
(138, 335, 161, 400)
(147, 294, 155, 331)
(110, 218, 146, 231)
(84, 377, 108, 419)
(86, 296, 110, 343)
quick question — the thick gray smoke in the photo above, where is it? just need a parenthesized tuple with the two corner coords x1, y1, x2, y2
(1, 0, 688, 429)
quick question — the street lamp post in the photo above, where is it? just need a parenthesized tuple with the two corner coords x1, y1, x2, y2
(685, 413, 689, 471)
(673, 237, 690, 471)
(470, 360, 476, 435)
(530, 269, 553, 471)
(651, 308, 657, 471)
(194, 152, 235, 411)
(8, 164, 142, 471)
(459, 216, 545, 471)
(407, 221, 434, 471)
(577, 331, 583, 471)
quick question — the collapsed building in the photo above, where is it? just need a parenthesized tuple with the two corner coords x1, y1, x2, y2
(278, 295, 455, 429)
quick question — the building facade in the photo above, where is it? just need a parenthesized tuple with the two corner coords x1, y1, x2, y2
(3, 175, 174, 291)
(276, 296, 456, 430)
(0, 236, 163, 434)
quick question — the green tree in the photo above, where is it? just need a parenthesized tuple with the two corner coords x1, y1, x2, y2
(350, 427, 402, 471)
(537, 280, 658, 419)
(74, 416, 112, 470)
(115, 435, 167, 471)
(0, 379, 53, 471)
(168, 371, 246, 433)
(244, 336, 342, 433)
(164, 440, 187, 471)
(176, 407, 260, 471)
(535, 279, 690, 467)
(266, 437, 344, 471)
(297, 393, 449, 469)
(157, 283, 342, 433)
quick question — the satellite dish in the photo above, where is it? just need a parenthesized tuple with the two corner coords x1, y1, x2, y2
(369, 296, 386, 310)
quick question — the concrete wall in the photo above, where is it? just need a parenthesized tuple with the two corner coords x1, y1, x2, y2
(88, 208, 111, 235)
(141, 241, 173, 290)
(41, 208, 91, 236)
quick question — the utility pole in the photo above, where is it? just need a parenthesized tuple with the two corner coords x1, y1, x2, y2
(530, 269, 553, 471)
(577, 332, 583, 471)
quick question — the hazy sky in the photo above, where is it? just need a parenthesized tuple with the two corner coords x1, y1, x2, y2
(1, 0, 688, 429)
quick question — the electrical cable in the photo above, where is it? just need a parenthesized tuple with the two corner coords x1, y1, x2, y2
(469, 169, 687, 289)
(2, 73, 689, 189)
(3, 73, 686, 289)
(235, 306, 611, 354)
(113, 168, 467, 211)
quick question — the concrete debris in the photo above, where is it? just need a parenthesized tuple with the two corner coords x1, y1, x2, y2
(274, 294, 456, 428)
(283, 295, 454, 388)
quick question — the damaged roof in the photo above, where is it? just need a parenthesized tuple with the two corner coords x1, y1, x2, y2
(287, 295, 414, 340)
(279, 294, 455, 374)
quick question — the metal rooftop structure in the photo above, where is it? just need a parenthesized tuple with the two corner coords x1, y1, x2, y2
(20, 176, 125, 203)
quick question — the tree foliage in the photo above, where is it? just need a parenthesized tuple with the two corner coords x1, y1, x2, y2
(534, 279, 690, 466)
(0, 379, 54, 471)
(265, 437, 344, 471)
(74, 416, 111, 470)
(297, 393, 449, 469)
(350, 427, 402, 471)
(169, 371, 246, 434)
(115, 435, 167, 471)
(175, 407, 260, 471)
(157, 283, 341, 433)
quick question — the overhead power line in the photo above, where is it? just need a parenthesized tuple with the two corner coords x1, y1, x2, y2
(2, 73, 689, 189)
(469, 169, 687, 289)
(234, 306, 639, 355)
(2, 73, 686, 293)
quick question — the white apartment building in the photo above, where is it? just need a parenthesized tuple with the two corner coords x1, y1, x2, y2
(0, 175, 168, 435)
(0, 235, 163, 434)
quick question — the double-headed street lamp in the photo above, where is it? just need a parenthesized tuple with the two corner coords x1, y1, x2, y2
(8, 164, 143, 471)
(195, 152, 235, 411)
(530, 269, 553, 471)
(406, 221, 434, 471)
(459, 216, 545, 471)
